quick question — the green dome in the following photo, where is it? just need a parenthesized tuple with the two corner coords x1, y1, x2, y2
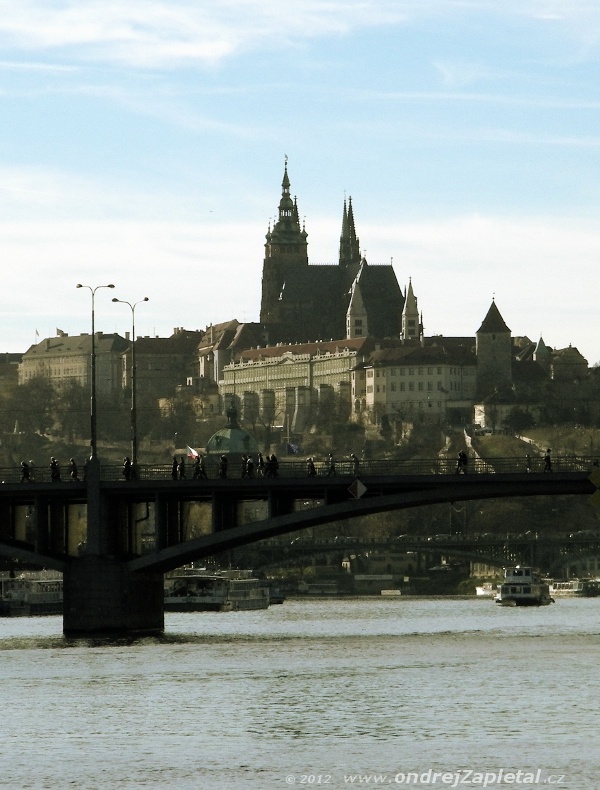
(205, 402, 259, 457)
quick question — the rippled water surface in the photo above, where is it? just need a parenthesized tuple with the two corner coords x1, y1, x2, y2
(1, 597, 599, 789)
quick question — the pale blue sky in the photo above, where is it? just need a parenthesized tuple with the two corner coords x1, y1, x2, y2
(1, 1, 599, 362)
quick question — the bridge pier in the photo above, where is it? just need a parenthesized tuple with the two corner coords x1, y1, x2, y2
(61, 456, 164, 637)
(63, 555, 164, 637)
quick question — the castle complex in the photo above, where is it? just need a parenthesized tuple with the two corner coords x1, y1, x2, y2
(9, 162, 593, 442)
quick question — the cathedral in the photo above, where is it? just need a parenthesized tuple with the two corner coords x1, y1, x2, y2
(259, 163, 404, 343)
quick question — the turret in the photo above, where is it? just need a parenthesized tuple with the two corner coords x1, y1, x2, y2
(476, 300, 512, 396)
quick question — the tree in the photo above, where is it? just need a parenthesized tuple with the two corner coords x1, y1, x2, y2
(9, 376, 55, 434)
(54, 380, 88, 441)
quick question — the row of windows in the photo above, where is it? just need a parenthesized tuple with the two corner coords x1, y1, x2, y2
(367, 381, 464, 394)
(367, 366, 471, 378)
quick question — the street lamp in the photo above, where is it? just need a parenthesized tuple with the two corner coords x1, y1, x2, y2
(76, 283, 115, 460)
(112, 296, 149, 473)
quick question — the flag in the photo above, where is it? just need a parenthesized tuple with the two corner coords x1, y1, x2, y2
(187, 445, 199, 459)
(286, 442, 299, 454)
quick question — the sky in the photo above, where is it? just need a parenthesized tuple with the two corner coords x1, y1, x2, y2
(0, 1, 599, 363)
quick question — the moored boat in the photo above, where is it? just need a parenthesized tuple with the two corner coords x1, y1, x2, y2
(0, 574, 63, 617)
(164, 570, 271, 612)
(494, 566, 554, 607)
(547, 578, 600, 597)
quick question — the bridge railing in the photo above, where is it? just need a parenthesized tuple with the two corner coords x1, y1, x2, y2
(2, 455, 595, 483)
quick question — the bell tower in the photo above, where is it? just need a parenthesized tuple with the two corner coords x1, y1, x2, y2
(260, 159, 308, 326)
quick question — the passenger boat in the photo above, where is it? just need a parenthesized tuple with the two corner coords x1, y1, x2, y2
(494, 566, 554, 607)
(164, 570, 271, 612)
(0, 575, 63, 617)
(547, 578, 600, 597)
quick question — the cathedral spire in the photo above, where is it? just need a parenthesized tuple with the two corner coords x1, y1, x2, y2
(339, 196, 360, 268)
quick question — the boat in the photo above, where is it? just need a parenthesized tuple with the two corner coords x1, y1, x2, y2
(494, 566, 554, 607)
(475, 582, 497, 597)
(0, 574, 63, 617)
(547, 578, 600, 597)
(164, 570, 271, 612)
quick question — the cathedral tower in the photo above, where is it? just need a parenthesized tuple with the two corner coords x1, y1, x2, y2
(260, 161, 308, 327)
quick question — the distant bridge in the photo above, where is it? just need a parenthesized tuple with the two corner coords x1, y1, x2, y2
(0, 456, 596, 634)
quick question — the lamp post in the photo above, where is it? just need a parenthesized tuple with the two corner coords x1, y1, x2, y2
(77, 283, 115, 460)
(112, 297, 149, 473)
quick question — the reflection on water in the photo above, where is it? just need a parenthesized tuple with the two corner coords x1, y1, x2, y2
(1, 598, 600, 789)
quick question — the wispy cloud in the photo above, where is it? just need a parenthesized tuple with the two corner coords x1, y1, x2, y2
(0, 1, 597, 69)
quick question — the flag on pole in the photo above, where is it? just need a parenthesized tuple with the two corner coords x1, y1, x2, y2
(187, 445, 199, 459)
(286, 442, 300, 454)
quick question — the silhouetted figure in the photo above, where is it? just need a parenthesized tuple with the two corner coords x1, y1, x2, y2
(257, 452, 265, 477)
(246, 456, 255, 478)
(68, 458, 79, 481)
(171, 456, 178, 480)
(20, 461, 30, 483)
(455, 451, 468, 474)
(269, 453, 279, 478)
(219, 455, 228, 479)
(198, 454, 207, 479)
(349, 453, 359, 477)
(122, 456, 132, 480)
(307, 457, 316, 477)
(50, 457, 60, 482)
(241, 454, 248, 479)
(326, 453, 336, 476)
(177, 456, 186, 479)
(544, 449, 553, 472)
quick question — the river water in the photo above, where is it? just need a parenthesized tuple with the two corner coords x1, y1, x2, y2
(1, 596, 599, 790)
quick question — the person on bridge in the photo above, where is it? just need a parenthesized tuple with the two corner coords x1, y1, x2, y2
(50, 457, 60, 482)
(307, 457, 316, 477)
(20, 461, 31, 483)
(122, 456, 132, 480)
(326, 453, 336, 476)
(349, 453, 359, 477)
(68, 458, 79, 481)
(246, 456, 255, 478)
(171, 456, 178, 480)
(544, 449, 553, 472)
(219, 455, 228, 479)
(177, 456, 186, 479)
(455, 451, 468, 474)
(257, 452, 265, 477)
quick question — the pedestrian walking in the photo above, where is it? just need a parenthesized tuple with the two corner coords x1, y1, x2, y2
(219, 454, 228, 479)
(122, 456, 132, 480)
(349, 452, 360, 477)
(50, 457, 60, 482)
(326, 453, 336, 476)
(455, 451, 468, 474)
(544, 449, 553, 472)
(241, 454, 248, 479)
(171, 456, 178, 480)
(246, 456, 255, 478)
(68, 458, 79, 481)
(20, 461, 31, 483)
(307, 457, 316, 477)
(257, 452, 265, 477)
(177, 456, 186, 480)
(198, 454, 207, 479)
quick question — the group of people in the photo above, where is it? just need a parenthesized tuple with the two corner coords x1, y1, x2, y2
(19, 457, 82, 482)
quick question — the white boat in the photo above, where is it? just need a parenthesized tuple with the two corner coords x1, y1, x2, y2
(0, 575, 63, 617)
(547, 578, 600, 597)
(164, 570, 270, 612)
(475, 582, 496, 597)
(494, 566, 554, 607)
